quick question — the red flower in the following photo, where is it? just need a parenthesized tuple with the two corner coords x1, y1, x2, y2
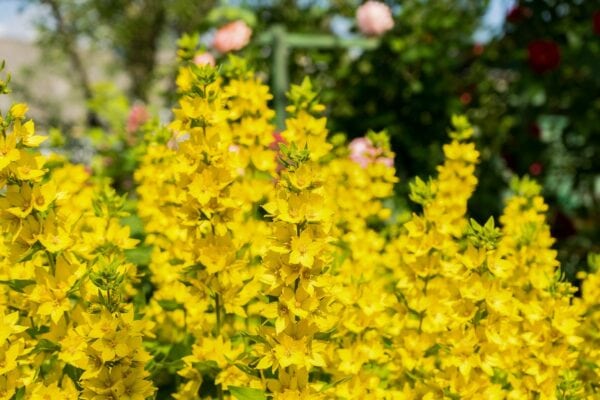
(527, 40, 561, 74)
(459, 92, 472, 105)
(529, 162, 543, 176)
(506, 5, 532, 23)
(528, 123, 541, 139)
(472, 43, 484, 56)
(594, 11, 600, 36)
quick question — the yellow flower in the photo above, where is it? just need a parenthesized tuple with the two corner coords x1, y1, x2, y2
(31, 181, 57, 212)
(9, 103, 28, 119)
(0, 133, 19, 171)
(29, 259, 79, 323)
(289, 229, 322, 267)
(0, 340, 23, 376)
(37, 216, 73, 253)
(3, 183, 33, 219)
(0, 312, 26, 344)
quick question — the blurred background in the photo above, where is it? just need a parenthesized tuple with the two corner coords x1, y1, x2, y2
(0, 0, 598, 278)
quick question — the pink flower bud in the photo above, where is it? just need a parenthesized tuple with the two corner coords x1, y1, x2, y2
(270, 131, 286, 150)
(194, 52, 216, 67)
(349, 137, 375, 168)
(213, 20, 252, 53)
(126, 104, 150, 134)
(356, 1, 394, 36)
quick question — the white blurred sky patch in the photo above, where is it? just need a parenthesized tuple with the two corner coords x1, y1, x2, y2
(0, 0, 46, 41)
(474, 0, 516, 43)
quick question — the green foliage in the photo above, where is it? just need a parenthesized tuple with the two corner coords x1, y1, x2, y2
(228, 386, 268, 400)
(588, 253, 600, 273)
(409, 177, 436, 206)
(467, 217, 502, 250)
(0, 60, 11, 94)
(285, 77, 324, 115)
(207, 6, 257, 27)
(510, 176, 542, 198)
(449, 115, 474, 141)
(278, 142, 310, 170)
(177, 33, 201, 61)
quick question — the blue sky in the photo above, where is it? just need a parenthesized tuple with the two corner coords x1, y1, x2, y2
(0, 0, 43, 40)
(0, 0, 514, 41)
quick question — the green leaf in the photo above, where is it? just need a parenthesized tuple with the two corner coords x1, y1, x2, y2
(239, 331, 269, 345)
(0, 279, 36, 293)
(318, 376, 352, 392)
(408, 176, 435, 206)
(25, 324, 50, 339)
(234, 362, 260, 378)
(63, 364, 84, 387)
(33, 339, 61, 354)
(125, 245, 153, 266)
(424, 343, 442, 357)
(587, 253, 600, 273)
(193, 360, 220, 375)
(12, 386, 25, 400)
(16, 242, 43, 263)
(228, 386, 267, 400)
(158, 299, 184, 312)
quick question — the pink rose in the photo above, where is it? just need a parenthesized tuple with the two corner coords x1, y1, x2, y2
(377, 157, 394, 167)
(349, 137, 373, 168)
(194, 52, 216, 66)
(356, 1, 394, 36)
(213, 20, 252, 53)
(349, 136, 394, 168)
(349, 137, 376, 167)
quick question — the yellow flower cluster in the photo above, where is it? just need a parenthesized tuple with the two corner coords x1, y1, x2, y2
(135, 57, 399, 398)
(134, 54, 598, 399)
(576, 252, 600, 396)
(2, 51, 599, 399)
(383, 119, 588, 399)
(135, 58, 281, 398)
(0, 64, 154, 399)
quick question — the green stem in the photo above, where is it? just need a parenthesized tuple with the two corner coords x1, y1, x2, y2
(46, 250, 56, 275)
(215, 292, 224, 400)
(271, 25, 288, 131)
(215, 293, 222, 335)
(257, 27, 380, 130)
